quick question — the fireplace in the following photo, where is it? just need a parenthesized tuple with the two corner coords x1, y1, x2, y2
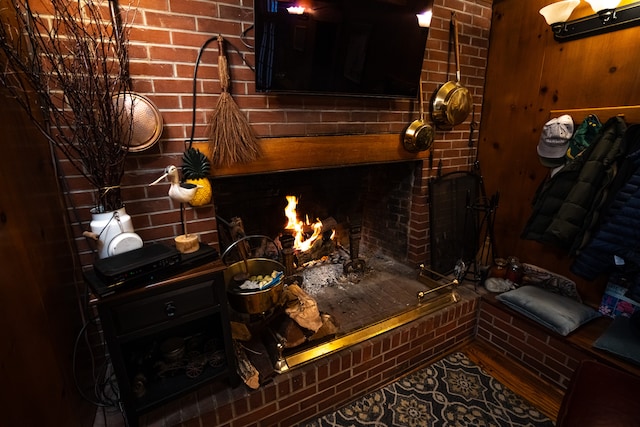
(213, 161, 417, 260)
(110, 135, 473, 426)
(210, 158, 460, 372)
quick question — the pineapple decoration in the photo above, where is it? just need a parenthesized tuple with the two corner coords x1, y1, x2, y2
(182, 147, 212, 206)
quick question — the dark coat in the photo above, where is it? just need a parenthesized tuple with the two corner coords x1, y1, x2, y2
(571, 124, 640, 280)
(521, 117, 628, 254)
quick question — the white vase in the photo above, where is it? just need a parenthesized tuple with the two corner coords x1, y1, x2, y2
(90, 207, 142, 258)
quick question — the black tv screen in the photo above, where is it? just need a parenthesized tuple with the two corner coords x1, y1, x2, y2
(255, 0, 433, 98)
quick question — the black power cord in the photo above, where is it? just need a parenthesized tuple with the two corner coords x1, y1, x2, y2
(72, 316, 125, 424)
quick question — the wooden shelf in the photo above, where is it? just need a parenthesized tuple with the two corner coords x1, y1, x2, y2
(193, 133, 430, 178)
(550, 105, 640, 123)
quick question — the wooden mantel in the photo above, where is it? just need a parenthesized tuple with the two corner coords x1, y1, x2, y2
(197, 133, 430, 177)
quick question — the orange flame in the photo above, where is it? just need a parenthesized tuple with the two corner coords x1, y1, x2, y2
(284, 195, 323, 252)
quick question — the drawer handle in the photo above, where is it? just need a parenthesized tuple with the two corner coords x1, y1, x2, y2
(165, 301, 176, 318)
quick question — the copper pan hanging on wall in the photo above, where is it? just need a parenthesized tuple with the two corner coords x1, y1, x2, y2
(403, 80, 434, 152)
(431, 12, 473, 129)
(112, 93, 164, 152)
(108, 0, 163, 152)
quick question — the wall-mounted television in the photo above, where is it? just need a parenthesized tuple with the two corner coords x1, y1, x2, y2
(254, 0, 434, 98)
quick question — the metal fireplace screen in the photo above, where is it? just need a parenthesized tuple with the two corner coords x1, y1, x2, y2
(429, 171, 482, 275)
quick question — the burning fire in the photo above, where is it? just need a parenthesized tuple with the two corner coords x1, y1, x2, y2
(284, 195, 324, 252)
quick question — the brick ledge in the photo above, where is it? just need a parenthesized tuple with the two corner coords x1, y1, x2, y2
(478, 292, 640, 389)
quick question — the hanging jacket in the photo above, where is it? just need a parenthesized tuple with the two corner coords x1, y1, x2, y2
(571, 124, 640, 280)
(522, 116, 628, 253)
(521, 151, 588, 243)
(545, 116, 628, 253)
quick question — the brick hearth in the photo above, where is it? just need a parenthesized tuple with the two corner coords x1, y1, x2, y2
(124, 287, 479, 426)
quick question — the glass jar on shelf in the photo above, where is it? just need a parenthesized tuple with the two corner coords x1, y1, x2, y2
(505, 256, 523, 285)
(490, 257, 508, 279)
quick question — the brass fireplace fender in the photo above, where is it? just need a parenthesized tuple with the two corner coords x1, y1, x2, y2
(279, 268, 460, 372)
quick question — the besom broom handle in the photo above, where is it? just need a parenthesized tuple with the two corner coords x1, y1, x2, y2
(218, 36, 230, 92)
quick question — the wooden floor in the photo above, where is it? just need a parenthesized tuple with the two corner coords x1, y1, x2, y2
(460, 339, 565, 422)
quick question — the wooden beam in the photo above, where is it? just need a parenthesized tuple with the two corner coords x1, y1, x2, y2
(194, 133, 430, 177)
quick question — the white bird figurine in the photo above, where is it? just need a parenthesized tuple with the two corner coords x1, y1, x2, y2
(150, 165, 200, 204)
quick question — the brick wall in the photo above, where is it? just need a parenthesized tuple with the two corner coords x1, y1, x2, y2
(57, 0, 492, 267)
(138, 290, 479, 426)
(477, 295, 588, 389)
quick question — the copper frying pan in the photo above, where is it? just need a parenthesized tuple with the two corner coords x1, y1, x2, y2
(431, 12, 473, 129)
(112, 93, 163, 152)
(109, 0, 163, 152)
(403, 81, 434, 152)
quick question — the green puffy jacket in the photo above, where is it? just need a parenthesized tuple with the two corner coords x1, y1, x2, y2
(522, 116, 628, 255)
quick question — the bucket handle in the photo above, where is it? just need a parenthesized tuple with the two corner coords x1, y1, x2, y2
(221, 234, 282, 266)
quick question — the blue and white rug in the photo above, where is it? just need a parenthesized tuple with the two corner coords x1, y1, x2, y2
(303, 352, 554, 427)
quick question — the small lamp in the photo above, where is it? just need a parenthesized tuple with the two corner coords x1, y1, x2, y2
(416, 10, 433, 28)
(586, 0, 622, 22)
(539, 0, 580, 31)
(586, 0, 622, 12)
(540, 0, 640, 41)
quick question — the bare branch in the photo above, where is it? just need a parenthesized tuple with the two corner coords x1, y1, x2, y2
(0, 0, 134, 212)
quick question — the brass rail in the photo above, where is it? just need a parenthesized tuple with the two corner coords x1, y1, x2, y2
(279, 266, 459, 372)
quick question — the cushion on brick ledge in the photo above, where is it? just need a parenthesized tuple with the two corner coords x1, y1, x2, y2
(593, 315, 640, 366)
(496, 285, 600, 336)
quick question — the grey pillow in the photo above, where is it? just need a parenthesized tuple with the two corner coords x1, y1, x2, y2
(593, 316, 640, 365)
(496, 285, 600, 336)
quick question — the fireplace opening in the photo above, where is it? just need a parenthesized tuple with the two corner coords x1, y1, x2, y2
(213, 161, 417, 260)
(211, 161, 459, 372)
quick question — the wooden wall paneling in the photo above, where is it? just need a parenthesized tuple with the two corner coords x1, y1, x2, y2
(479, 0, 640, 305)
(539, 32, 640, 111)
(477, 0, 550, 258)
(0, 90, 89, 425)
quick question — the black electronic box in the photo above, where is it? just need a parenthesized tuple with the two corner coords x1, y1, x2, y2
(86, 243, 218, 297)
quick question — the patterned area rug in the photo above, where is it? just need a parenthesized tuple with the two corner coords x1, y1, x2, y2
(303, 352, 554, 427)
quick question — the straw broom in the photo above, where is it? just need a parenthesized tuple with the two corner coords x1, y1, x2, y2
(207, 35, 260, 167)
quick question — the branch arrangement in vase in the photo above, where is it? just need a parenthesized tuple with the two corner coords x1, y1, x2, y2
(0, 0, 134, 212)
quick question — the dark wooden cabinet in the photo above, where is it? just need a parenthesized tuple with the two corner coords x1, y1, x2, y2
(92, 261, 238, 426)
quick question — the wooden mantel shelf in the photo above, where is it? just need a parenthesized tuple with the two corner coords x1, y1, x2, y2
(196, 133, 430, 177)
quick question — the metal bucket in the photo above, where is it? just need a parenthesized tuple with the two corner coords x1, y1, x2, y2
(224, 258, 285, 314)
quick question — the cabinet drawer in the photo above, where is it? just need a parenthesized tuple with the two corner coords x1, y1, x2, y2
(112, 280, 217, 335)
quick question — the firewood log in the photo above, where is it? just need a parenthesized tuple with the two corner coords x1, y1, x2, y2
(275, 317, 308, 348)
(230, 321, 252, 341)
(320, 216, 338, 233)
(309, 313, 339, 342)
(233, 340, 260, 389)
(283, 284, 323, 332)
